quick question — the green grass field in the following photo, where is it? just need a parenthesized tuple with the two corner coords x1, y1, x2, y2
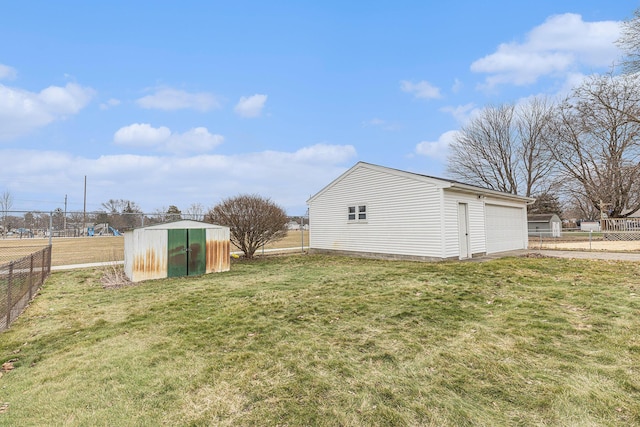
(0, 254, 639, 425)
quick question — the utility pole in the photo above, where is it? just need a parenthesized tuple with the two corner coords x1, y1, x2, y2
(64, 194, 67, 235)
(48, 212, 53, 246)
(83, 176, 87, 236)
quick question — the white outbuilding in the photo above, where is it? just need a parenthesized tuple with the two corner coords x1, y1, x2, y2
(528, 214, 562, 238)
(307, 162, 534, 261)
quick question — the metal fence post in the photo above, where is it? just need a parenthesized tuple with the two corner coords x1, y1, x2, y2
(28, 253, 34, 300)
(42, 248, 46, 281)
(6, 262, 13, 327)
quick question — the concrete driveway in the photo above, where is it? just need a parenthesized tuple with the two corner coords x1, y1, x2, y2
(533, 249, 640, 262)
(478, 249, 640, 262)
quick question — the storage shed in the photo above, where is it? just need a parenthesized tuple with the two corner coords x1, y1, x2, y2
(528, 214, 562, 237)
(307, 162, 534, 261)
(124, 220, 230, 282)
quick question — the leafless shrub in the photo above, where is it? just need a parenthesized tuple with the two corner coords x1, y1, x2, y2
(101, 262, 132, 289)
(100, 248, 132, 289)
(205, 194, 288, 259)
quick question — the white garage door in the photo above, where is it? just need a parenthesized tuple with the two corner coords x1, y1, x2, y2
(485, 204, 526, 253)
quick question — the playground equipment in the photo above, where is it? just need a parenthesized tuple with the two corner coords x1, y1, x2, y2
(87, 223, 121, 236)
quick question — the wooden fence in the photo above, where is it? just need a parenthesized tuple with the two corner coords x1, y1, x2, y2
(601, 218, 640, 240)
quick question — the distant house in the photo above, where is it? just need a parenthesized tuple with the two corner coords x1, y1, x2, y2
(528, 214, 562, 237)
(307, 162, 534, 261)
(580, 221, 601, 232)
(287, 220, 300, 230)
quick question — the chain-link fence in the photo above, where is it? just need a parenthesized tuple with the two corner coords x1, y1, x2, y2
(1, 210, 208, 239)
(0, 245, 52, 331)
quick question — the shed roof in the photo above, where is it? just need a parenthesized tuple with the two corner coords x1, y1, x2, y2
(307, 162, 535, 204)
(527, 214, 561, 223)
(128, 220, 228, 231)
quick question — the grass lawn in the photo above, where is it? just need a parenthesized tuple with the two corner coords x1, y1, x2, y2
(0, 254, 639, 425)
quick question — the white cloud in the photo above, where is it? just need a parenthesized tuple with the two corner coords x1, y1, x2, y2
(113, 123, 223, 154)
(440, 103, 477, 124)
(0, 64, 17, 80)
(415, 130, 459, 161)
(39, 84, 95, 115)
(114, 123, 172, 147)
(136, 88, 219, 111)
(234, 94, 268, 118)
(0, 143, 357, 215)
(290, 143, 356, 163)
(100, 98, 121, 110)
(165, 127, 224, 153)
(0, 82, 95, 140)
(400, 80, 441, 99)
(471, 13, 621, 88)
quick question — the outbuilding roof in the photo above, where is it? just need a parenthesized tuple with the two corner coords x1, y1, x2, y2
(308, 162, 536, 204)
(527, 214, 561, 223)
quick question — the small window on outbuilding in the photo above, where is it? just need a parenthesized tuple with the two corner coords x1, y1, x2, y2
(348, 206, 356, 220)
(358, 205, 366, 220)
(348, 205, 367, 222)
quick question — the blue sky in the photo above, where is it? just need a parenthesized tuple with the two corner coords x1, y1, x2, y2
(0, 1, 636, 216)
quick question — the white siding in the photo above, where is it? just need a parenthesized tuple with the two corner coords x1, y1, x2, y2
(124, 228, 168, 282)
(442, 191, 487, 258)
(309, 165, 445, 258)
(205, 227, 231, 273)
(484, 200, 528, 253)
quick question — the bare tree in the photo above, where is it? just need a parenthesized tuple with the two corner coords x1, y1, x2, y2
(0, 190, 13, 235)
(562, 188, 601, 221)
(152, 206, 168, 223)
(102, 199, 142, 214)
(185, 202, 205, 221)
(618, 8, 640, 74)
(101, 199, 142, 230)
(447, 98, 556, 197)
(548, 73, 640, 218)
(205, 194, 288, 259)
(517, 98, 558, 197)
(68, 211, 84, 235)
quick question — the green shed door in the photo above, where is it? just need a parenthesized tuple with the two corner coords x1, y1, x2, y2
(168, 228, 206, 278)
(168, 229, 188, 277)
(187, 228, 206, 276)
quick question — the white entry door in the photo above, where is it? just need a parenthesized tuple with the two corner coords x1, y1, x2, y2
(458, 203, 471, 259)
